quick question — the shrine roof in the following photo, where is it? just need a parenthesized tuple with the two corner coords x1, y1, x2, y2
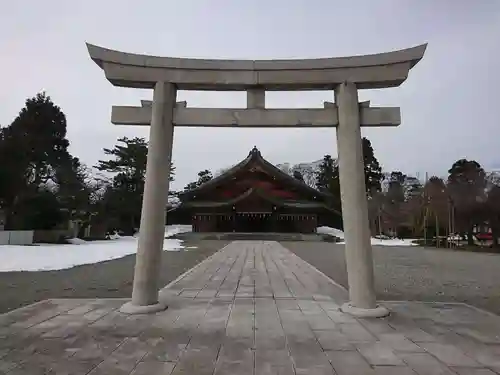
(180, 146, 330, 199)
(180, 187, 339, 214)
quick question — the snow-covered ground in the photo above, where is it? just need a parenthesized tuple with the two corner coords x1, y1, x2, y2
(316, 226, 417, 246)
(0, 224, 416, 272)
(0, 225, 193, 272)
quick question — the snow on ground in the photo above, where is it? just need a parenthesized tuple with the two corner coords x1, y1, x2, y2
(0, 225, 194, 272)
(316, 226, 417, 246)
(165, 224, 192, 238)
(0, 224, 417, 272)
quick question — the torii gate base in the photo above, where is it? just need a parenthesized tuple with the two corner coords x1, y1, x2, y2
(87, 43, 426, 317)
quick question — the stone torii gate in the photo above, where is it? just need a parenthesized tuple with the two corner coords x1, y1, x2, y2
(87, 43, 426, 317)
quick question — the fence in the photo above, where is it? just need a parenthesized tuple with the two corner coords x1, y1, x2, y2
(0, 230, 34, 245)
(32, 230, 70, 244)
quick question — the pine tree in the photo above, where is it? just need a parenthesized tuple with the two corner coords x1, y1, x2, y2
(183, 170, 213, 191)
(7, 92, 70, 185)
(315, 155, 341, 209)
(95, 137, 175, 235)
(0, 92, 73, 229)
(362, 137, 383, 197)
(315, 155, 337, 192)
(197, 170, 213, 186)
(293, 170, 305, 182)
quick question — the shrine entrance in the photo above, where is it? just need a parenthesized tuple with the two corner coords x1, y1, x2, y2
(87, 42, 426, 317)
(235, 213, 272, 232)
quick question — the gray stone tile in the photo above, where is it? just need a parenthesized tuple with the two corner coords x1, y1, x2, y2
(326, 350, 374, 375)
(131, 361, 175, 375)
(0, 358, 19, 373)
(325, 309, 357, 323)
(3, 361, 52, 375)
(400, 351, 458, 375)
(276, 299, 300, 310)
(70, 336, 126, 362)
(213, 344, 254, 375)
(338, 322, 377, 342)
(289, 341, 335, 374)
(66, 304, 98, 316)
(48, 359, 101, 375)
(453, 326, 500, 345)
(420, 343, 482, 367)
(356, 342, 405, 366)
(459, 344, 500, 370)
(142, 338, 188, 362)
(313, 330, 355, 350)
(378, 333, 425, 352)
(451, 368, 497, 375)
(373, 366, 417, 375)
(318, 301, 341, 311)
(171, 344, 220, 375)
(87, 337, 149, 374)
(359, 318, 396, 335)
(303, 312, 337, 330)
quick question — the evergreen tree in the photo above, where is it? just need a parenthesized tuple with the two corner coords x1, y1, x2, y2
(183, 170, 213, 191)
(315, 155, 341, 209)
(0, 92, 73, 229)
(387, 171, 407, 203)
(383, 171, 407, 236)
(56, 156, 92, 221)
(197, 170, 213, 186)
(362, 137, 383, 197)
(95, 137, 175, 235)
(314, 138, 382, 210)
(486, 180, 500, 248)
(293, 170, 305, 182)
(315, 155, 337, 192)
(6, 92, 70, 185)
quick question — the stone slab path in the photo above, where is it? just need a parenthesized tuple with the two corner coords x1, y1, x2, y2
(1, 241, 500, 374)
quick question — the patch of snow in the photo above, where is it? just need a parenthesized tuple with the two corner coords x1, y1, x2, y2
(67, 237, 87, 245)
(0, 225, 192, 272)
(165, 225, 192, 238)
(370, 237, 418, 246)
(108, 233, 121, 240)
(317, 226, 345, 239)
(316, 226, 417, 246)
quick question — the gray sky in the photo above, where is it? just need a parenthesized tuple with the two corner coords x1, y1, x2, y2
(1, 0, 499, 190)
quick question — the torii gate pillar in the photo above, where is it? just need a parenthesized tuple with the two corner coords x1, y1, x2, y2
(335, 82, 387, 316)
(121, 82, 177, 314)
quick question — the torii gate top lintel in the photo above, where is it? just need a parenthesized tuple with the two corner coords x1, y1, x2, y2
(86, 43, 427, 90)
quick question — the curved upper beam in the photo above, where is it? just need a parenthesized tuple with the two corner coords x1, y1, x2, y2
(86, 43, 427, 90)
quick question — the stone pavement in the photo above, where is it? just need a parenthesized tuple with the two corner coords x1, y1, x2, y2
(1, 241, 500, 374)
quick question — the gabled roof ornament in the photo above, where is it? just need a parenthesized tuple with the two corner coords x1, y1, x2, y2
(249, 146, 261, 156)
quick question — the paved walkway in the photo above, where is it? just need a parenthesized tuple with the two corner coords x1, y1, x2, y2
(1, 241, 500, 374)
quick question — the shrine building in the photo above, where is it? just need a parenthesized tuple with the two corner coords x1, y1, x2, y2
(171, 147, 341, 233)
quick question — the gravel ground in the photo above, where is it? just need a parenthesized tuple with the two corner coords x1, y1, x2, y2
(0, 240, 228, 314)
(283, 241, 500, 315)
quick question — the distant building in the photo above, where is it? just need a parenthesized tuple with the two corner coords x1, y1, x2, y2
(169, 147, 340, 233)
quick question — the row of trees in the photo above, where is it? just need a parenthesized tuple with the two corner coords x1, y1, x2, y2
(0, 93, 174, 236)
(312, 142, 500, 247)
(2, 93, 498, 246)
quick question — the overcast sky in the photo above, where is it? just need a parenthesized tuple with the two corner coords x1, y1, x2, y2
(1, 0, 499, 190)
